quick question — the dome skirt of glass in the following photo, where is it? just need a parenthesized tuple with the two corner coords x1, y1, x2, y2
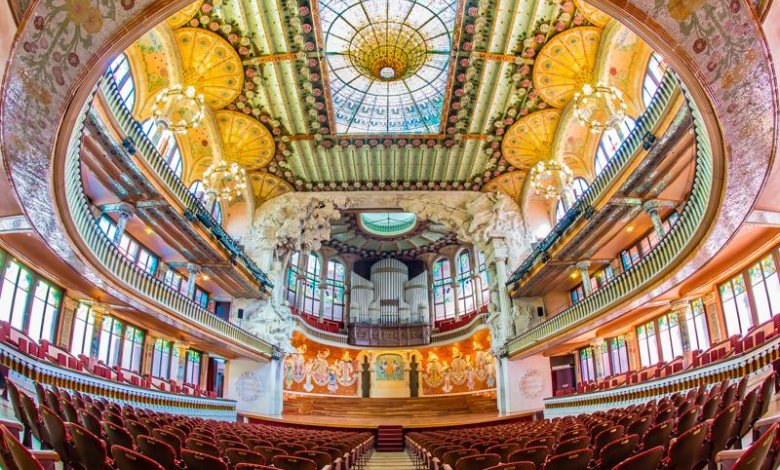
(359, 212, 418, 236)
(319, 0, 456, 134)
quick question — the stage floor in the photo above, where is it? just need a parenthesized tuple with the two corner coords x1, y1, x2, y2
(243, 410, 536, 429)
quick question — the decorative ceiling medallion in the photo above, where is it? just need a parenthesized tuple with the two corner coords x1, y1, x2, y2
(250, 173, 294, 206)
(174, 28, 244, 110)
(318, 0, 456, 134)
(483, 171, 527, 203)
(216, 110, 276, 170)
(501, 109, 561, 169)
(573, 0, 612, 28)
(166, 0, 204, 29)
(533, 27, 602, 108)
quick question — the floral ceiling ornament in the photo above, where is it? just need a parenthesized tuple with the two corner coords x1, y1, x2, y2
(151, 85, 206, 133)
(529, 159, 573, 200)
(203, 161, 248, 202)
(573, 82, 628, 133)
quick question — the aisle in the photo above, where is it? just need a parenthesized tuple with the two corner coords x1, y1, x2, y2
(364, 451, 415, 470)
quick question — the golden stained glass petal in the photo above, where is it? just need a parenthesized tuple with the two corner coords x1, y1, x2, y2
(483, 171, 527, 203)
(216, 111, 275, 170)
(250, 173, 294, 205)
(501, 109, 561, 169)
(174, 28, 243, 110)
(166, 0, 204, 29)
(573, 0, 612, 28)
(533, 27, 602, 108)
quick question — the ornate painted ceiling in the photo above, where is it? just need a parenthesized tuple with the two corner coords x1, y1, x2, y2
(120, 0, 656, 207)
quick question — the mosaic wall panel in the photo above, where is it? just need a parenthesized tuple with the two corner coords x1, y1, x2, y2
(419, 329, 495, 395)
(283, 331, 360, 396)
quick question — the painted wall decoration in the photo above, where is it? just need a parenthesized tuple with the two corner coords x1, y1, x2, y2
(420, 329, 495, 395)
(375, 354, 404, 381)
(283, 331, 359, 395)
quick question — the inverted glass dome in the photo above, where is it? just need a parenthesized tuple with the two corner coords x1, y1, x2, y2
(359, 212, 418, 237)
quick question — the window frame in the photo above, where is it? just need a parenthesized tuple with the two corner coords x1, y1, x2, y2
(432, 257, 456, 321)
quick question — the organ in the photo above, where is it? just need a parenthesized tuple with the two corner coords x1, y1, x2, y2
(350, 259, 430, 326)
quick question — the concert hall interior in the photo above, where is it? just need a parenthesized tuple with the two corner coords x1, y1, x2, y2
(2, 0, 780, 469)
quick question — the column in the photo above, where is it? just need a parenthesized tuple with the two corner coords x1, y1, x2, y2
(318, 253, 328, 320)
(156, 260, 169, 283)
(451, 280, 461, 321)
(102, 202, 135, 244)
(89, 306, 106, 359)
(141, 335, 157, 376)
(495, 355, 510, 415)
(572, 350, 582, 387)
(492, 239, 512, 330)
(623, 329, 641, 372)
(592, 338, 605, 380)
(671, 300, 693, 365)
(702, 292, 723, 343)
(643, 200, 666, 237)
(295, 250, 309, 312)
(576, 261, 592, 296)
(174, 342, 188, 384)
(185, 263, 201, 300)
(199, 352, 210, 390)
(56, 296, 80, 349)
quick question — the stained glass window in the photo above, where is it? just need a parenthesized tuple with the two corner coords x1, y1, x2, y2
(688, 298, 710, 351)
(637, 321, 660, 367)
(595, 117, 636, 175)
(748, 254, 780, 323)
(432, 258, 455, 320)
(287, 252, 300, 306)
(720, 273, 753, 336)
(185, 350, 201, 385)
(71, 303, 96, 357)
(0, 259, 33, 331)
(141, 119, 183, 178)
(608, 336, 630, 374)
(302, 253, 321, 315)
(456, 250, 475, 315)
(109, 54, 136, 111)
(121, 325, 145, 373)
(152, 339, 173, 379)
(188, 180, 223, 225)
(28, 279, 61, 343)
(579, 347, 596, 382)
(98, 316, 123, 367)
(323, 259, 346, 321)
(319, 0, 456, 133)
(642, 53, 667, 108)
(98, 215, 159, 275)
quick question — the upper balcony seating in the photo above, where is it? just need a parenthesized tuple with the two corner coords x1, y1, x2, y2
(408, 373, 778, 470)
(565, 317, 780, 398)
(0, 320, 218, 399)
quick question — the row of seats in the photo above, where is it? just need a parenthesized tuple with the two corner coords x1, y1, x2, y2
(1, 380, 373, 470)
(0, 320, 213, 397)
(564, 316, 780, 396)
(407, 372, 778, 470)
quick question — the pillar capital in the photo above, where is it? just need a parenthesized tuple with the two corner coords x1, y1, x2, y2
(575, 260, 591, 271)
(592, 337, 605, 348)
(642, 199, 663, 214)
(186, 263, 201, 275)
(101, 202, 136, 217)
(670, 299, 691, 314)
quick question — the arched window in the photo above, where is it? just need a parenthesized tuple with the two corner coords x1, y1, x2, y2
(432, 258, 455, 321)
(323, 259, 346, 322)
(302, 253, 321, 315)
(594, 117, 636, 176)
(571, 177, 589, 198)
(286, 251, 300, 306)
(555, 198, 567, 224)
(188, 180, 222, 223)
(109, 53, 136, 111)
(642, 53, 668, 108)
(456, 250, 476, 315)
(141, 119, 183, 178)
(477, 251, 490, 307)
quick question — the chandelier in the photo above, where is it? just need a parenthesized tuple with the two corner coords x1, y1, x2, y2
(529, 159, 573, 200)
(151, 85, 206, 133)
(202, 162, 247, 202)
(573, 82, 627, 133)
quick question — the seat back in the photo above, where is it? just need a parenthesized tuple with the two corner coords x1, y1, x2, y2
(483, 464, 536, 470)
(226, 448, 267, 466)
(594, 425, 625, 451)
(39, 405, 76, 467)
(731, 423, 779, 470)
(509, 446, 549, 467)
(675, 407, 699, 435)
(1, 424, 44, 470)
(455, 453, 501, 470)
(252, 446, 286, 462)
(66, 422, 110, 470)
(59, 399, 79, 423)
(112, 445, 164, 470)
(757, 372, 776, 420)
(182, 449, 229, 470)
(150, 428, 182, 457)
(598, 434, 638, 470)
(185, 437, 221, 457)
(709, 401, 739, 458)
(443, 449, 478, 466)
(103, 421, 134, 449)
(612, 446, 664, 470)
(486, 443, 521, 461)
(77, 409, 102, 437)
(18, 391, 45, 443)
(737, 388, 760, 438)
(701, 396, 721, 421)
(664, 421, 710, 470)
(554, 436, 589, 455)
(295, 449, 332, 467)
(271, 454, 318, 470)
(642, 419, 674, 451)
(627, 416, 651, 437)
(125, 419, 150, 441)
(137, 435, 177, 469)
(526, 436, 555, 449)
(542, 448, 593, 470)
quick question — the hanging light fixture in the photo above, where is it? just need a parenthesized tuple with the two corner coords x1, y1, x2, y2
(573, 82, 627, 133)
(151, 85, 206, 133)
(529, 159, 573, 200)
(202, 161, 247, 202)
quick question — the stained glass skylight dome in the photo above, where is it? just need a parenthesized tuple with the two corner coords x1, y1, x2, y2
(319, 0, 456, 134)
(359, 212, 418, 236)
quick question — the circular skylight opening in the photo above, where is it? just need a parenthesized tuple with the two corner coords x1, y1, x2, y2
(359, 212, 417, 237)
(379, 67, 396, 80)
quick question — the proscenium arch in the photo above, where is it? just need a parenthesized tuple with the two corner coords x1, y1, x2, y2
(0, 0, 775, 357)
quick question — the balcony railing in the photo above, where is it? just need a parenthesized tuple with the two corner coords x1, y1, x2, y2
(507, 73, 680, 286)
(64, 91, 275, 358)
(506, 78, 714, 356)
(98, 75, 272, 290)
